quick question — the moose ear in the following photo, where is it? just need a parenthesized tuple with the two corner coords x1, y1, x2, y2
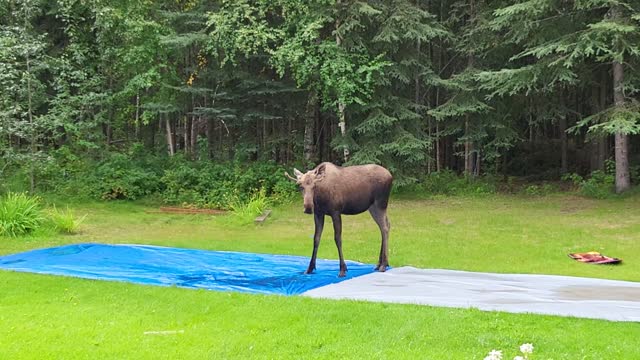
(314, 163, 326, 181)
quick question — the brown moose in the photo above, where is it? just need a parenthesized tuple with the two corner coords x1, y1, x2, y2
(286, 162, 393, 277)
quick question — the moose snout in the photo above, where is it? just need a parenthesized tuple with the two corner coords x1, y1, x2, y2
(304, 207, 313, 214)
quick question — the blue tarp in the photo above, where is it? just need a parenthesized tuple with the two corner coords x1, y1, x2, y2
(0, 243, 375, 295)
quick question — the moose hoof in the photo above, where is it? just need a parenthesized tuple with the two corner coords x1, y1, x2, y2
(338, 271, 346, 278)
(304, 267, 316, 275)
(376, 264, 388, 272)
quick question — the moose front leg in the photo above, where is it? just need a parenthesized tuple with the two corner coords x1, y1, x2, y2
(331, 213, 347, 277)
(306, 212, 325, 274)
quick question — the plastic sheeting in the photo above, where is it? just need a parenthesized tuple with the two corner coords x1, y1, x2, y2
(303, 267, 640, 322)
(0, 244, 374, 295)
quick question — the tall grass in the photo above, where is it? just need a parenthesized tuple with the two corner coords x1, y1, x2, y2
(227, 188, 269, 225)
(47, 206, 86, 234)
(0, 192, 43, 237)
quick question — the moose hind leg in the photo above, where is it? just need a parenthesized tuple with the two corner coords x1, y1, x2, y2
(331, 214, 347, 277)
(369, 205, 390, 272)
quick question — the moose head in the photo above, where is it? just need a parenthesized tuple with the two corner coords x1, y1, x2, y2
(285, 163, 326, 214)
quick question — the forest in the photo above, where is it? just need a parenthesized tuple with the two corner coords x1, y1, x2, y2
(1, 0, 639, 203)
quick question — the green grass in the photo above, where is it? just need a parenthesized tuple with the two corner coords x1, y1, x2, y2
(1, 194, 640, 359)
(0, 192, 43, 237)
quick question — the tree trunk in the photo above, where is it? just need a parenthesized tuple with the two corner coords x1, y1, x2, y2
(191, 116, 198, 160)
(612, 46, 630, 193)
(304, 92, 318, 165)
(336, 1, 349, 163)
(144, 121, 155, 150)
(184, 115, 191, 158)
(426, 39, 433, 174)
(436, 122, 441, 171)
(590, 77, 605, 171)
(25, 33, 35, 193)
(597, 69, 608, 168)
(287, 116, 293, 164)
(135, 92, 140, 141)
(465, 0, 475, 176)
(165, 115, 175, 156)
(559, 115, 568, 175)
(207, 118, 215, 160)
(464, 117, 474, 176)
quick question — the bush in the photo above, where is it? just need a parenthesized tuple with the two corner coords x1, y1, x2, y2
(563, 170, 614, 199)
(161, 161, 296, 209)
(227, 188, 270, 225)
(0, 192, 44, 237)
(89, 153, 163, 200)
(47, 206, 86, 234)
(521, 183, 556, 196)
(580, 170, 614, 199)
(418, 170, 496, 196)
(630, 164, 640, 185)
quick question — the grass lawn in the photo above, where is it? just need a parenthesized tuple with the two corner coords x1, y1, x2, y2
(1, 194, 640, 359)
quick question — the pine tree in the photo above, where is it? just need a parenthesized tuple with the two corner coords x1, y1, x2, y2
(483, 0, 640, 192)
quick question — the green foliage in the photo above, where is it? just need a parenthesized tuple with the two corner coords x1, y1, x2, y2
(563, 168, 615, 199)
(580, 171, 615, 199)
(91, 155, 162, 201)
(161, 161, 296, 209)
(521, 183, 556, 196)
(571, 101, 640, 136)
(0, 192, 43, 237)
(227, 187, 269, 225)
(1, 0, 640, 196)
(402, 170, 496, 197)
(46, 206, 86, 234)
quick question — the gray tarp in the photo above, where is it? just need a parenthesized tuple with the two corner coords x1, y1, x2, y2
(303, 267, 640, 322)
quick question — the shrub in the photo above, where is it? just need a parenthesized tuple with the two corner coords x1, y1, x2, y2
(563, 170, 614, 199)
(89, 153, 163, 200)
(580, 170, 614, 199)
(522, 183, 555, 196)
(160, 161, 296, 209)
(418, 170, 496, 196)
(227, 188, 270, 225)
(630, 164, 640, 185)
(0, 192, 44, 237)
(47, 206, 86, 234)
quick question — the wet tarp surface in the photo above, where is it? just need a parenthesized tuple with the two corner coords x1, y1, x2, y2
(303, 267, 640, 322)
(0, 244, 374, 295)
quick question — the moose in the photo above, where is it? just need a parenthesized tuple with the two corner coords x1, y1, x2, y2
(286, 162, 393, 277)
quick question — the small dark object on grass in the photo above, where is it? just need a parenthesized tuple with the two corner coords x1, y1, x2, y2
(286, 162, 393, 277)
(568, 252, 622, 264)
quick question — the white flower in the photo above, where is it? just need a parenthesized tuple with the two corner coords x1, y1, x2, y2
(513, 356, 525, 360)
(484, 349, 503, 360)
(519, 343, 534, 354)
